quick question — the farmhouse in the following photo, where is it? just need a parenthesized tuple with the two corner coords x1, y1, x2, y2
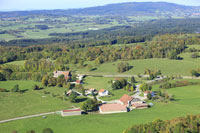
(61, 108, 82, 117)
(119, 94, 134, 106)
(98, 89, 109, 97)
(53, 71, 71, 80)
(99, 104, 127, 114)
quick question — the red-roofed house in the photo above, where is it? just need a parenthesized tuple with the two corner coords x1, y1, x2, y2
(61, 108, 81, 116)
(99, 104, 127, 114)
(53, 71, 71, 80)
(98, 89, 109, 97)
(119, 94, 134, 106)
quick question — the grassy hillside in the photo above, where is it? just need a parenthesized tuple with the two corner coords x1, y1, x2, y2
(76, 57, 200, 76)
(1, 83, 200, 133)
(0, 81, 84, 120)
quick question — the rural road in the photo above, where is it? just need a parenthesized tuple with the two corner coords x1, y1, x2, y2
(0, 112, 55, 124)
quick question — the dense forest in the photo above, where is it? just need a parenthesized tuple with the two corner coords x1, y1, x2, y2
(0, 34, 200, 82)
(124, 114, 200, 133)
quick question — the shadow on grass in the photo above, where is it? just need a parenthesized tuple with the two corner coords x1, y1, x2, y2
(90, 68, 97, 71)
(76, 97, 88, 103)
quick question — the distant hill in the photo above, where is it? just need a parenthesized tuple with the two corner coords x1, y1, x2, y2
(0, 2, 200, 17)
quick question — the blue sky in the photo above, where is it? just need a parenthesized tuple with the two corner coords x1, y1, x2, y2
(0, 0, 200, 11)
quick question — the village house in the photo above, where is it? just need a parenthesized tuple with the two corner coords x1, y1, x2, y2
(86, 88, 97, 95)
(99, 104, 127, 114)
(61, 108, 82, 117)
(53, 71, 71, 80)
(66, 90, 72, 96)
(98, 89, 109, 97)
(119, 94, 148, 110)
(119, 94, 134, 106)
(77, 74, 85, 81)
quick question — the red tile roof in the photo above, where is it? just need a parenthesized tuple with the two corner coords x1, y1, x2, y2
(119, 94, 134, 105)
(99, 104, 127, 112)
(99, 89, 105, 93)
(76, 80, 81, 84)
(62, 109, 81, 112)
(53, 71, 71, 79)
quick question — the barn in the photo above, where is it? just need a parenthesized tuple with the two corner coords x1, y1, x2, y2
(61, 109, 82, 117)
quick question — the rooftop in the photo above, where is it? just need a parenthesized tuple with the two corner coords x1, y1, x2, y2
(120, 94, 133, 105)
(99, 104, 127, 112)
(62, 109, 81, 113)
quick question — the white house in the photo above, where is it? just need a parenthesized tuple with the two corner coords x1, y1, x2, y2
(98, 89, 109, 97)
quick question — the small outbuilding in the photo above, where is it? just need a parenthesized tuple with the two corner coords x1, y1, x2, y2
(61, 108, 82, 117)
(131, 103, 149, 109)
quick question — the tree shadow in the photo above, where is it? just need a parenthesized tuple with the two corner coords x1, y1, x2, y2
(177, 56, 183, 60)
(76, 97, 88, 103)
(90, 68, 97, 71)
(20, 89, 29, 93)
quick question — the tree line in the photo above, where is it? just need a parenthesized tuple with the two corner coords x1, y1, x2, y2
(124, 114, 200, 133)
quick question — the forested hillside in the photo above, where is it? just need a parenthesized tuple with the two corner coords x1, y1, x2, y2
(124, 114, 200, 133)
(1, 2, 200, 17)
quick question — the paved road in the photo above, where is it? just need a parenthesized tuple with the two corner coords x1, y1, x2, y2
(85, 74, 149, 78)
(0, 112, 55, 124)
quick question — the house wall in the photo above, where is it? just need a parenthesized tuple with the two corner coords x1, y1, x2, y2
(99, 110, 127, 114)
(131, 106, 148, 110)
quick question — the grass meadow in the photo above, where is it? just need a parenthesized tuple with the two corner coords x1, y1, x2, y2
(0, 81, 83, 121)
(77, 57, 200, 76)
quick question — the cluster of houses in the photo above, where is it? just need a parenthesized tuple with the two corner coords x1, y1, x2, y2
(85, 88, 109, 97)
(60, 94, 149, 116)
(53, 71, 84, 84)
(53, 70, 150, 116)
(99, 94, 149, 114)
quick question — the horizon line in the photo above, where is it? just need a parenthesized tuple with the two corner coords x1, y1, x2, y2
(0, 1, 199, 12)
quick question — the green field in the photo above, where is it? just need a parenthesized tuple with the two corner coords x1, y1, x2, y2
(1, 83, 200, 133)
(76, 56, 200, 76)
(0, 81, 84, 120)
(4, 52, 200, 76)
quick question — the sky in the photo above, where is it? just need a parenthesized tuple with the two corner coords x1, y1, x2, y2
(0, 0, 200, 11)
